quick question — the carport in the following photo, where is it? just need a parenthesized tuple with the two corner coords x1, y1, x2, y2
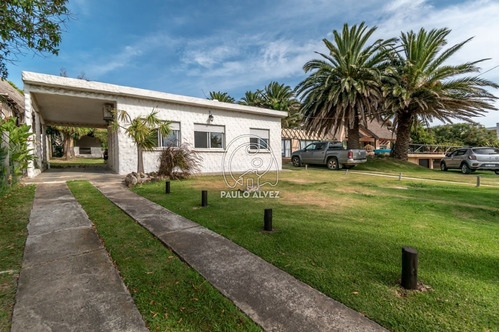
(23, 72, 119, 177)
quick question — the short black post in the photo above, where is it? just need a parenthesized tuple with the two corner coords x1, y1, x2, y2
(165, 181, 171, 194)
(401, 246, 418, 290)
(264, 208, 273, 231)
(476, 176, 481, 187)
(201, 190, 208, 207)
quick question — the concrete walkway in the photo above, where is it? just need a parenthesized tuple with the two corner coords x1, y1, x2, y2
(93, 182, 387, 332)
(24, 167, 123, 185)
(11, 183, 148, 332)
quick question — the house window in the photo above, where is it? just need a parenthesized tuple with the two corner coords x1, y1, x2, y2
(154, 122, 180, 147)
(299, 140, 319, 150)
(249, 128, 270, 150)
(194, 124, 225, 149)
(281, 139, 291, 157)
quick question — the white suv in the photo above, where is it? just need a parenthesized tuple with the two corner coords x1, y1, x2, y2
(440, 147, 499, 174)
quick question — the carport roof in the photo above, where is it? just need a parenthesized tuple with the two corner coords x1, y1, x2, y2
(23, 71, 287, 128)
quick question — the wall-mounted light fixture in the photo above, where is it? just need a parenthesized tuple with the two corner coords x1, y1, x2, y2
(103, 103, 114, 121)
(208, 111, 214, 123)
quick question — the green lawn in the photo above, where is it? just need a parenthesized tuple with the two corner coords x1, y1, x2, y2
(68, 181, 261, 332)
(132, 162, 499, 332)
(0, 185, 35, 332)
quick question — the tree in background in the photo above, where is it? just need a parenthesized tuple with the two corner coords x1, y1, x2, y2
(53, 126, 90, 160)
(0, 0, 71, 78)
(239, 82, 301, 128)
(238, 90, 264, 107)
(263, 82, 301, 128)
(382, 28, 498, 160)
(111, 110, 170, 173)
(410, 124, 436, 145)
(296, 23, 394, 149)
(208, 91, 235, 103)
(432, 123, 498, 147)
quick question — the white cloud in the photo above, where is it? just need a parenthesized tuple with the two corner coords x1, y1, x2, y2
(86, 46, 142, 77)
(376, 0, 499, 83)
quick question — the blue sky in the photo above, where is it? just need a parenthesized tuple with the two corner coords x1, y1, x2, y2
(6, 0, 499, 126)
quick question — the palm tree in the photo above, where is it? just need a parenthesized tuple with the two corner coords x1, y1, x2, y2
(262, 82, 301, 128)
(383, 28, 498, 160)
(208, 91, 235, 103)
(112, 110, 171, 173)
(238, 90, 264, 107)
(296, 23, 394, 149)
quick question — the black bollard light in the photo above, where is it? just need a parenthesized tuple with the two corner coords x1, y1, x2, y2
(165, 181, 171, 194)
(401, 246, 418, 290)
(201, 190, 208, 207)
(476, 176, 481, 187)
(264, 208, 273, 231)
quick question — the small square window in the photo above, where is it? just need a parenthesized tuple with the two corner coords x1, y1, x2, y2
(194, 124, 225, 149)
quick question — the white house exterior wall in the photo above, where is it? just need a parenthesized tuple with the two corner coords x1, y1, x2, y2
(22, 72, 286, 177)
(116, 96, 282, 174)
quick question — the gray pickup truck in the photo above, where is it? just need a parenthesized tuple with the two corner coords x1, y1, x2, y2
(291, 141, 367, 170)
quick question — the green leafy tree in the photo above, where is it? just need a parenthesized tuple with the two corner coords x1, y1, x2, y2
(111, 110, 170, 173)
(382, 28, 498, 160)
(432, 123, 498, 147)
(410, 124, 436, 145)
(0, 0, 71, 78)
(208, 91, 235, 103)
(296, 23, 394, 149)
(89, 128, 108, 149)
(53, 126, 91, 160)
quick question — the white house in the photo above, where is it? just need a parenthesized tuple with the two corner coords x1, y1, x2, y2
(22, 72, 287, 177)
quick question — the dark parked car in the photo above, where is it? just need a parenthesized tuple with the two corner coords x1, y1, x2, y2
(440, 147, 499, 174)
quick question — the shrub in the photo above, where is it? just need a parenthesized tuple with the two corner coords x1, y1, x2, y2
(158, 143, 202, 179)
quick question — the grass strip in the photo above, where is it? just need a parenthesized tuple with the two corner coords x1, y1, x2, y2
(67, 180, 261, 332)
(0, 185, 35, 332)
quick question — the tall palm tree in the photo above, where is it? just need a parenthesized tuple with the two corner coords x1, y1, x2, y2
(296, 23, 394, 149)
(208, 91, 235, 103)
(383, 28, 498, 160)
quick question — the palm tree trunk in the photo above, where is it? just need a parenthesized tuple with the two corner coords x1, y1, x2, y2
(137, 145, 144, 173)
(391, 111, 413, 160)
(346, 118, 361, 149)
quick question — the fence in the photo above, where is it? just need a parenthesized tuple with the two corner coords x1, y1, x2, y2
(408, 144, 460, 154)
